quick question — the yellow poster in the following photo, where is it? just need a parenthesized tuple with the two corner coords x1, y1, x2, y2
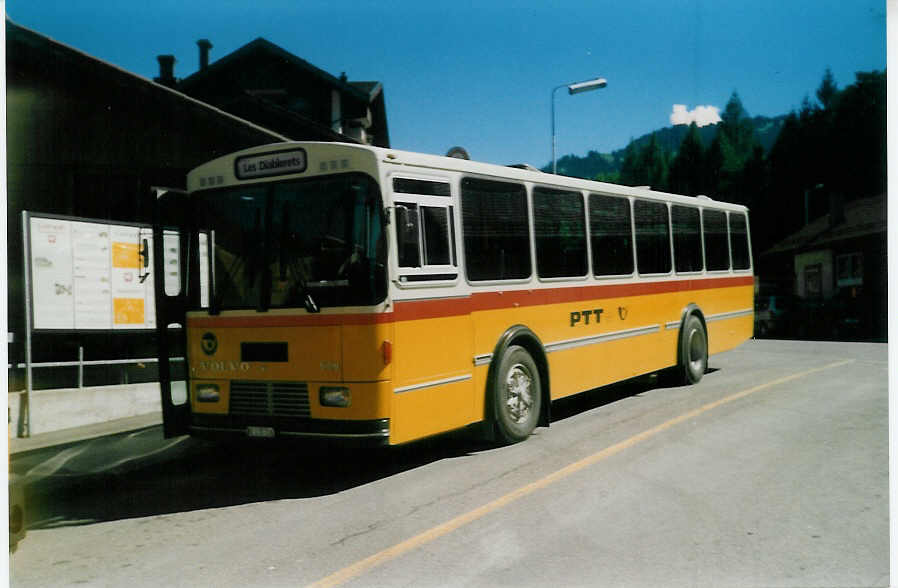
(111, 242, 140, 269)
(113, 298, 145, 325)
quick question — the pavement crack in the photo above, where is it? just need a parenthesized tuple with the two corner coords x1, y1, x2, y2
(330, 522, 382, 547)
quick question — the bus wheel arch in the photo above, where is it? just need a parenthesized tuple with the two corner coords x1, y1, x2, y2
(485, 326, 551, 442)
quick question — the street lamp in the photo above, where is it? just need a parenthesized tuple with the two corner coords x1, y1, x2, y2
(552, 77, 607, 174)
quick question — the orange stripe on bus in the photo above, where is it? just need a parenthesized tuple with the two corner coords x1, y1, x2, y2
(393, 275, 753, 320)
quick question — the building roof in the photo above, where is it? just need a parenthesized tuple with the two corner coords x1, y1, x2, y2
(175, 37, 389, 147)
(763, 193, 886, 256)
(6, 18, 289, 143)
(178, 37, 373, 102)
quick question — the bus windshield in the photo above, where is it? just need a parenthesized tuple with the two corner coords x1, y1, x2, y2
(195, 173, 386, 311)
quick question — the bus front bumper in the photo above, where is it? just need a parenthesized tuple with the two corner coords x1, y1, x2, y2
(189, 414, 391, 446)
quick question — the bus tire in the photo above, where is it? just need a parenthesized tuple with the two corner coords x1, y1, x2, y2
(492, 345, 542, 444)
(677, 314, 708, 385)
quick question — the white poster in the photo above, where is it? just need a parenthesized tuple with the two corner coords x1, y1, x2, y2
(72, 222, 112, 329)
(30, 217, 75, 329)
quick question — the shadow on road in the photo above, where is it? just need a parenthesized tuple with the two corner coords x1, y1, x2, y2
(14, 370, 695, 530)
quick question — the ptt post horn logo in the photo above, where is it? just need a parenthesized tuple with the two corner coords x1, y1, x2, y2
(618, 306, 628, 320)
(201, 332, 218, 356)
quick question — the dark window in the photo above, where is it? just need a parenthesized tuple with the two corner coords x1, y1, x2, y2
(461, 178, 530, 281)
(393, 178, 451, 197)
(422, 206, 451, 266)
(672, 205, 703, 273)
(533, 187, 587, 278)
(395, 202, 421, 268)
(729, 212, 751, 270)
(634, 200, 671, 274)
(589, 194, 633, 276)
(703, 209, 730, 270)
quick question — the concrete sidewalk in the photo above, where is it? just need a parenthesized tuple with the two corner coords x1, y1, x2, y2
(10, 412, 162, 456)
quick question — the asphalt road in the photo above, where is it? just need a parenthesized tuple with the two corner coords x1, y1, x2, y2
(9, 339, 889, 587)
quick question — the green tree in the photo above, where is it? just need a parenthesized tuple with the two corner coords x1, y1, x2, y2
(708, 91, 759, 201)
(668, 122, 705, 196)
(829, 70, 886, 198)
(816, 67, 838, 110)
(635, 133, 668, 189)
(618, 141, 640, 186)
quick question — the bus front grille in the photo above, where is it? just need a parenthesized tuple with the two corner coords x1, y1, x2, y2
(229, 381, 311, 418)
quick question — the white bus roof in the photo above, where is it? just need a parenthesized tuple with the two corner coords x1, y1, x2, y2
(191, 141, 749, 212)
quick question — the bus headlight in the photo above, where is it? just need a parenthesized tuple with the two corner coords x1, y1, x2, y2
(196, 383, 221, 403)
(320, 386, 351, 407)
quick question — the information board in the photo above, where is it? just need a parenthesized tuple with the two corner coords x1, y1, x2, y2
(27, 214, 184, 331)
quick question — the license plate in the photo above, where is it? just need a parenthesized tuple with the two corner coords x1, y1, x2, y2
(246, 426, 275, 438)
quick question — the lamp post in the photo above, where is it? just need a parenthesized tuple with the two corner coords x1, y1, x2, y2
(552, 77, 607, 174)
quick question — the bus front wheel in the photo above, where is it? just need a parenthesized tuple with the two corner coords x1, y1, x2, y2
(492, 345, 542, 444)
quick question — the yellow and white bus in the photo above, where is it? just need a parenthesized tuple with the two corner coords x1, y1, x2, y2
(153, 141, 753, 445)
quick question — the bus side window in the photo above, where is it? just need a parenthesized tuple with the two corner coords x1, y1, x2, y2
(634, 199, 672, 275)
(392, 177, 456, 279)
(395, 203, 421, 268)
(533, 186, 587, 278)
(461, 177, 530, 281)
(702, 209, 730, 271)
(729, 212, 751, 270)
(589, 193, 633, 277)
(672, 205, 702, 273)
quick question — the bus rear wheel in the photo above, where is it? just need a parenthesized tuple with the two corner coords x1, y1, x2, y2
(492, 345, 542, 444)
(679, 314, 708, 385)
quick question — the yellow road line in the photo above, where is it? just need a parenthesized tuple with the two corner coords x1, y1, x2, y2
(308, 359, 854, 588)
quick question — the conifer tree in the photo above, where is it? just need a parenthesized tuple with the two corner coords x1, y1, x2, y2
(668, 122, 705, 195)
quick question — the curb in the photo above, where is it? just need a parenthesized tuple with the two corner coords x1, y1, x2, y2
(10, 412, 163, 456)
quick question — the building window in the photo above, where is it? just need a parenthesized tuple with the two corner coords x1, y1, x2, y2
(533, 187, 586, 278)
(805, 264, 823, 298)
(589, 194, 633, 276)
(462, 178, 530, 281)
(836, 253, 863, 287)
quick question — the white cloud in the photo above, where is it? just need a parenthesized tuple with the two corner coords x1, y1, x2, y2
(670, 104, 722, 127)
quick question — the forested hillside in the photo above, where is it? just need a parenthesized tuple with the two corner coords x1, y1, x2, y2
(546, 114, 786, 180)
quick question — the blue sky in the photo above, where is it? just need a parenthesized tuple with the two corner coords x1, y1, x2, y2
(6, 0, 887, 167)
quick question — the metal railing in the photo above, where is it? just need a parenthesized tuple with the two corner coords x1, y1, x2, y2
(8, 348, 184, 389)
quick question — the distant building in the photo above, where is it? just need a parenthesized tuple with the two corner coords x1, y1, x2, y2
(161, 37, 390, 148)
(761, 194, 886, 341)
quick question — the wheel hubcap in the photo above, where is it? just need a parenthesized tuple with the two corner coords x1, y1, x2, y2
(687, 328, 706, 373)
(505, 363, 534, 424)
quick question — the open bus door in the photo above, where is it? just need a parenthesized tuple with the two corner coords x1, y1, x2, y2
(152, 187, 192, 438)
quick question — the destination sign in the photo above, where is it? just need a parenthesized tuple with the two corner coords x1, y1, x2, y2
(235, 149, 307, 180)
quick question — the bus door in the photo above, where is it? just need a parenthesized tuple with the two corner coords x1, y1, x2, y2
(152, 187, 192, 438)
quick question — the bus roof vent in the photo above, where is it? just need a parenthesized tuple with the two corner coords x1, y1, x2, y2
(506, 164, 541, 172)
